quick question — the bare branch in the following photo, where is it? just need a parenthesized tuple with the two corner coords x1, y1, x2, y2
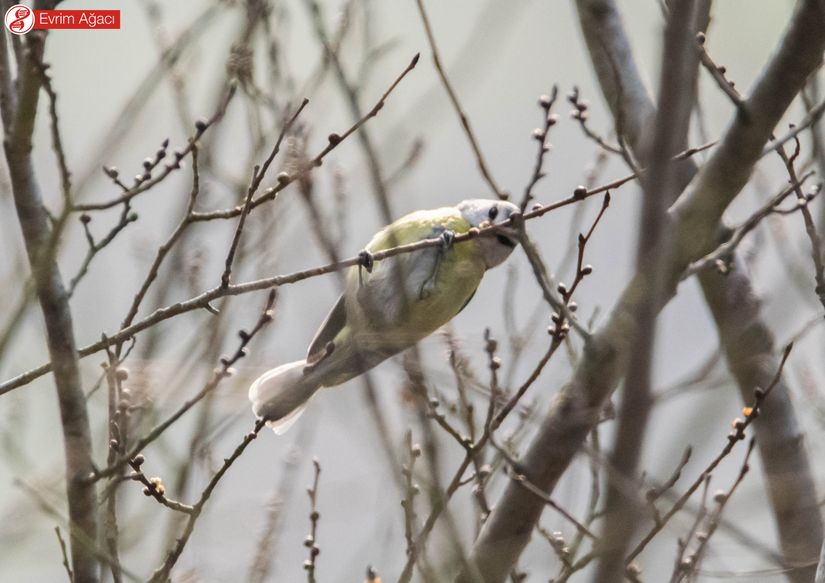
(189, 52, 420, 223)
(54, 526, 73, 583)
(458, 1, 825, 579)
(627, 344, 793, 564)
(146, 418, 267, 583)
(413, 0, 506, 200)
(73, 86, 235, 212)
(3, 28, 99, 582)
(220, 99, 310, 288)
(90, 291, 276, 482)
(303, 458, 322, 581)
(1, 187, 625, 395)
(682, 171, 817, 280)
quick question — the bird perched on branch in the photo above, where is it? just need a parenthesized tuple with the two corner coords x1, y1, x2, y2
(249, 199, 521, 433)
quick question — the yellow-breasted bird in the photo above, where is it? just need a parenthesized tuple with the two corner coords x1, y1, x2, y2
(249, 199, 520, 432)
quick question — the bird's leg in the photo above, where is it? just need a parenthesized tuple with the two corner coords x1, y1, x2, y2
(420, 229, 455, 299)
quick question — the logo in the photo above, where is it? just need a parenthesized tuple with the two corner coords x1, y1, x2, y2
(3, 4, 120, 33)
(4, 4, 34, 35)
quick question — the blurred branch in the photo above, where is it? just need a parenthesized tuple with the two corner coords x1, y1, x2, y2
(1, 183, 627, 395)
(247, 433, 307, 583)
(628, 344, 793, 563)
(413, 0, 506, 200)
(14, 477, 138, 582)
(101, 346, 127, 583)
(583, 0, 825, 580)
(595, 4, 702, 578)
(190, 52, 419, 222)
(682, 172, 817, 280)
(675, 440, 756, 582)
(1, 26, 99, 583)
(304, 0, 398, 225)
(146, 418, 267, 583)
(91, 291, 276, 482)
(54, 526, 73, 583)
(220, 98, 309, 288)
(74, 86, 235, 212)
(458, 1, 825, 580)
(304, 459, 322, 582)
(70, 1, 222, 197)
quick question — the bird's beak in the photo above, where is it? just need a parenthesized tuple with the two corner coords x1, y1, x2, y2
(494, 225, 519, 248)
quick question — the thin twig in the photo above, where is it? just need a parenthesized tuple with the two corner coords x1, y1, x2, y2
(520, 87, 560, 212)
(413, 0, 505, 199)
(0, 140, 717, 396)
(568, 86, 624, 154)
(189, 53, 420, 222)
(625, 344, 794, 564)
(31, 56, 72, 207)
(89, 291, 276, 482)
(73, 87, 235, 212)
(54, 526, 73, 583)
(116, 147, 202, 346)
(304, 459, 322, 582)
(127, 456, 194, 514)
(762, 96, 825, 156)
(146, 418, 267, 583)
(401, 431, 422, 557)
(220, 99, 310, 288)
(774, 135, 825, 311)
(681, 172, 817, 279)
(696, 34, 746, 111)
(674, 440, 756, 582)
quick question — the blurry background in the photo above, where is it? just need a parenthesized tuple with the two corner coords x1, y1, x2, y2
(2, 0, 823, 581)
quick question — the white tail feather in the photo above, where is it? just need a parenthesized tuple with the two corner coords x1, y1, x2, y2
(266, 403, 307, 435)
(249, 360, 319, 434)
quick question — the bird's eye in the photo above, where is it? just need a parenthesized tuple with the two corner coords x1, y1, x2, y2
(488, 206, 499, 221)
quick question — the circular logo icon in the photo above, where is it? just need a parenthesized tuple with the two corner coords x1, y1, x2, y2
(4, 5, 34, 35)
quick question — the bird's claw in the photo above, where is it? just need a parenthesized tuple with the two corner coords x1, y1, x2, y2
(419, 230, 455, 299)
(358, 250, 374, 273)
(440, 229, 455, 251)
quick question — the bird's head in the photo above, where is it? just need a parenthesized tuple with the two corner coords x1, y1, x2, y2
(457, 199, 521, 269)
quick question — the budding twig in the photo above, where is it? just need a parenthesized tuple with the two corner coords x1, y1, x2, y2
(625, 343, 793, 565)
(303, 459, 322, 582)
(89, 290, 276, 482)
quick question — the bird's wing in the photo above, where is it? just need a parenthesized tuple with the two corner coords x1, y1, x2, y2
(306, 294, 347, 365)
(352, 208, 471, 328)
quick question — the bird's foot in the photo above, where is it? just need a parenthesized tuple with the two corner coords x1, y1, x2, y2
(357, 250, 374, 285)
(440, 229, 456, 251)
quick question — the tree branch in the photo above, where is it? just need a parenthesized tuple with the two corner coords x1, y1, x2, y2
(2, 28, 99, 583)
(457, 1, 825, 580)
(593, 1, 701, 580)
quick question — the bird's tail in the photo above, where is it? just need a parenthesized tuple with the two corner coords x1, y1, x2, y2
(248, 360, 321, 434)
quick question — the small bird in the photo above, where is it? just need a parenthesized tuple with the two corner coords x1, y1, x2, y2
(249, 199, 521, 433)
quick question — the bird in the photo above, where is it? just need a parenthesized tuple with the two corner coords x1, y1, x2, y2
(249, 198, 521, 433)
